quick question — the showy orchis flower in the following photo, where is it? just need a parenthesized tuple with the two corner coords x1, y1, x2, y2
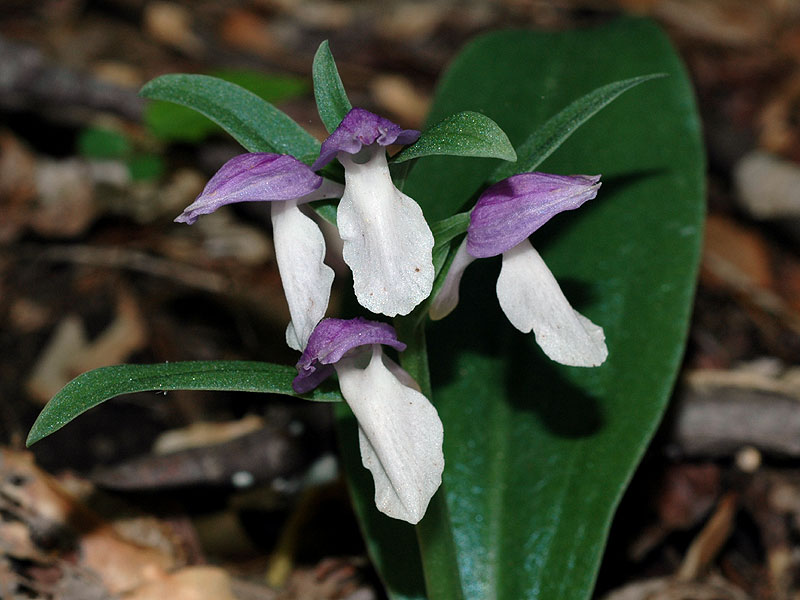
(176, 153, 343, 351)
(312, 108, 435, 318)
(293, 317, 444, 524)
(430, 172, 608, 367)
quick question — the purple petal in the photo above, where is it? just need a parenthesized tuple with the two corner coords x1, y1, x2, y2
(176, 153, 324, 224)
(312, 108, 420, 170)
(467, 172, 601, 258)
(292, 317, 406, 393)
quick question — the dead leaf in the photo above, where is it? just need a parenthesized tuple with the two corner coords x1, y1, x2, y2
(143, 2, 203, 56)
(0, 450, 176, 594)
(0, 130, 37, 243)
(123, 566, 237, 600)
(370, 75, 430, 130)
(153, 415, 265, 455)
(377, 3, 444, 42)
(219, 10, 279, 58)
(31, 158, 97, 238)
(677, 493, 738, 580)
(602, 574, 751, 600)
(703, 213, 773, 290)
(26, 289, 148, 404)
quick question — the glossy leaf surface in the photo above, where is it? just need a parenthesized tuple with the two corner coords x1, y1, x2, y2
(28, 361, 342, 446)
(344, 19, 705, 600)
(491, 73, 665, 181)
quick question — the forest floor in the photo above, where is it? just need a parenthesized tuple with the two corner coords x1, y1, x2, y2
(2, 1, 800, 598)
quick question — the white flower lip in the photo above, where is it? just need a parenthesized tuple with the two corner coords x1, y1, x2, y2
(174, 152, 343, 351)
(336, 347, 443, 524)
(271, 198, 334, 351)
(337, 148, 434, 317)
(430, 171, 608, 367)
(496, 240, 607, 367)
(292, 318, 444, 524)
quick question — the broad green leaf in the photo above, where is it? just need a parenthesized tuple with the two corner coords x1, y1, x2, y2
(342, 18, 705, 600)
(27, 361, 342, 446)
(392, 111, 516, 164)
(313, 41, 352, 133)
(491, 73, 665, 182)
(140, 74, 320, 163)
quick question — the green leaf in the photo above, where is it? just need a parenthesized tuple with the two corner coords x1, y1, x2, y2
(313, 41, 352, 133)
(431, 212, 470, 250)
(344, 18, 705, 600)
(27, 361, 342, 446)
(140, 74, 320, 162)
(312, 200, 338, 226)
(492, 73, 666, 182)
(144, 70, 308, 144)
(392, 111, 516, 164)
(431, 211, 469, 276)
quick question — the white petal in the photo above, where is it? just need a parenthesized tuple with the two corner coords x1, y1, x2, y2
(429, 238, 476, 320)
(496, 239, 608, 367)
(337, 149, 434, 317)
(271, 199, 335, 351)
(335, 347, 444, 524)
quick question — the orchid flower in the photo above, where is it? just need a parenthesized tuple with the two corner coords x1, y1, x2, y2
(430, 172, 608, 367)
(176, 153, 343, 351)
(293, 317, 444, 524)
(312, 108, 435, 318)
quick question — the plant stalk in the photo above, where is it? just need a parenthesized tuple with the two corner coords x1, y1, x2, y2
(395, 316, 464, 600)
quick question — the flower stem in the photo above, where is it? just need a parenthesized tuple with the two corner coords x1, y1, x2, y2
(395, 315, 464, 600)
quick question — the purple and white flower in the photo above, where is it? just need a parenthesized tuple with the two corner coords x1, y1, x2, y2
(313, 108, 435, 318)
(294, 317, 444, 524)
(430, 172, 608, 367)
(176, 153, 343, 351)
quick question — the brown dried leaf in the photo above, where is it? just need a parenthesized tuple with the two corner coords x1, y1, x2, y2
(0, 450, 176, 594)
(153, 415, 265, 455)
(26, 290, 148, 404)
(31, 159, 97, 238)
(677, 493, 738, 581)
(219, 10, 280, 58)
(702, 214, 773, 290)
(370, 75, 430, 130)
(602, 574, 751, 600)
(143, 2, 204, 56)
(0, 131, 37, 243)
(122, 566, 237, 600)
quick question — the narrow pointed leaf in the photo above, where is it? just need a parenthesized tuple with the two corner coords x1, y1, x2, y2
(144, 70, 308, 143)
(392, 111, 516, 164)
(491, 73, 666, 182)
(140, 74, 321, 163)
(431, 212, 470, 250)
(27, 361, 342, 446)
(313, 41, 352, 133)
(431, 211, 470, 276)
